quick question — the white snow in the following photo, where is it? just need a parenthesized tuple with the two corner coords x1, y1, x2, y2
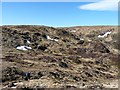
(14, 83, 18, 85)
(70, 30, 76, 33)
(46, 35, 58, 42)
(54, 39, 59, 42)
(27, 40, 31, 44)
(16, 46, 32, 51)
(11, 87, 16, 88)
(26, 46, 32, 49)
(98, 31, 111, 38)
(80, 38, 84, 40)
(46, 35, 52, 40)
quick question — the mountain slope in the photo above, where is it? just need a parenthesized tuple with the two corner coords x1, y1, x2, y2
(1, 25, 119, 89)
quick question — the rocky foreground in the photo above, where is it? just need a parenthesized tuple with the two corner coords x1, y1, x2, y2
(1, 25, 119, 89)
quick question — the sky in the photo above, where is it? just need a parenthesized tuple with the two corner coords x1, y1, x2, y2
(2, 1, 118, 27)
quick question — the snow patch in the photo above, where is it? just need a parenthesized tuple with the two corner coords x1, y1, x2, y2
(46, 35, 58, 42)
(46, 35, 52, 40)
(16, 46, 32, 51)
(27, 40, 31, 44)
(80, 38, 84, 40)
(11, 87, 16, 88)
(70, 30, 76, 33)
(98, 31, 111, 38)
(54, 39, 59, 42)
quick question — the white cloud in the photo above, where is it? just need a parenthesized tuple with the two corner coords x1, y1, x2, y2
(79, 0, 119, 11)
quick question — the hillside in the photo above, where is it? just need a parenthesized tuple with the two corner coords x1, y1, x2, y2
(1, 25, 119, 89)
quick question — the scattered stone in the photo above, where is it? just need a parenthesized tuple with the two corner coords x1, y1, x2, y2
(38, 45, 47, 51)
(87, 84, 103, 89)
(38, 72, 43, 78)
(73, 76, 81, 81)
(85, 72, 93, 77)
(2, 67, 25, 82)
(82, 83, 85, 86)
(34, 32, 41, 36)
(42, 34, 47, 39)
(94, 43, 110, 53)
(74, 59, 81, 64)
(66, 85, 77, 88)
(32, 43, 38, 49)
(59, 62, 68, 68)
(8, 82, 15, 87)
(77, 40, 84, 44)
(24, 72, 30, 81)
(95, 59, 102, 64)
(49, 72, 60, 79)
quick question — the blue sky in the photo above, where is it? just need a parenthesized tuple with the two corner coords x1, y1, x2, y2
(2, 2, 118, 27)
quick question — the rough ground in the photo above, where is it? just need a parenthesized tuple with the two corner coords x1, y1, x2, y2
(1, 25, 119, 89)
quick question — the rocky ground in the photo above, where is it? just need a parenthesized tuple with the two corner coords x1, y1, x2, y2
(1, 25, 120, 89)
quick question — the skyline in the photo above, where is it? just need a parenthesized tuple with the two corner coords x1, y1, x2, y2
(2, 1, 118, 27)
